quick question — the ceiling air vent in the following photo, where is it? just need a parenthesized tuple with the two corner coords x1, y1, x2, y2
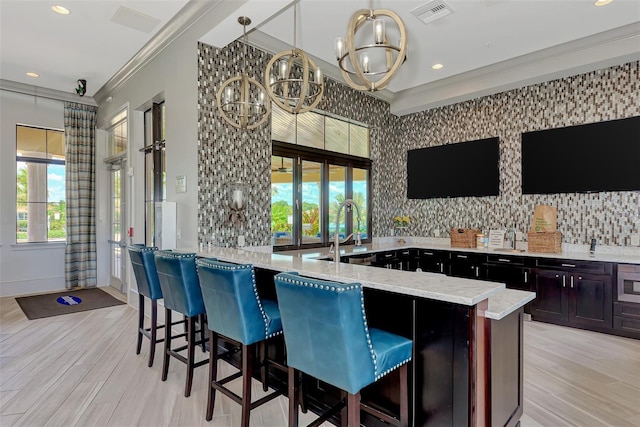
(411, 0, 454, 25)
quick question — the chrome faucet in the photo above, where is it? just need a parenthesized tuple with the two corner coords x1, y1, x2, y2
(332, 199, 362, 261)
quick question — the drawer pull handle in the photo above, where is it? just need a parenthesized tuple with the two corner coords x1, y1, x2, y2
(402, 251, 409, 255)
(457, 255, 468, 259)
(423, 252, 433, 256)
(524, 271, 528, 282)
(498, 258, 510, 262)
(561, 263, 576, 268)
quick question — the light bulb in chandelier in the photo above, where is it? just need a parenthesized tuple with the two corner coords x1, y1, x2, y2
(335, 5, 407, 92)
(264, 2, 324, 115)
(216, 16, 271, 130)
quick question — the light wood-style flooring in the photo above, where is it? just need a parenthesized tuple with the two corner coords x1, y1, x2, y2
(1, 289, 639, 426)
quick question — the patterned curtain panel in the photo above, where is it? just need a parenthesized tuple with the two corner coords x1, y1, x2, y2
(64, 102, 98, 289)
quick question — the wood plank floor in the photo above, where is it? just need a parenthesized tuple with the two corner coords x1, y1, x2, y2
(1, 290, 639, 426)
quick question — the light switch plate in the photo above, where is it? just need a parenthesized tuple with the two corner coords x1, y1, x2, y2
(434, 229, 440, 237)
(631, 234, 640, 246)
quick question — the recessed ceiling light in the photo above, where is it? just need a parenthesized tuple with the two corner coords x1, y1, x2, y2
(432, 63, 444, 70)
(26, 72, 40, 78)
(51, 5, 70, 15)
(593, 0, 613, 6)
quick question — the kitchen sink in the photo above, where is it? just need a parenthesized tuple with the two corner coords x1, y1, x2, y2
(492, 248, 525, 253)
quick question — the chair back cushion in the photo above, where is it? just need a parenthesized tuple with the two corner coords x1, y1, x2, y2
(274, 272, 376, 394)
(196, 258, 281, 345)
(154, 251, 205, 317)
(128, 244, 162, 300)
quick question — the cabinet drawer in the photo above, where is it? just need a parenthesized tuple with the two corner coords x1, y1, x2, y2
(397, 249, 412, 258)
(486, 254, 525, 266)
(376, 251, 397, 260)
(613, 302, 640, 319)
(535, 258, 612, 275)
(613, 316, 640, 336)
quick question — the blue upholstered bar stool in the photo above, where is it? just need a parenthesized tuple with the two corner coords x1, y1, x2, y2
(128, 244, 165, 367)
(196, 258, 285, 427)
(154, 251, 208, 397)
(274, 272, 413, 427)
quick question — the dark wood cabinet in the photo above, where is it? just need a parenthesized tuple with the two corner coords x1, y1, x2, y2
(372, 250, 401, 270)
(417, 249, 448, 274)
(532, 265, 613, 331)
(336, 249, 628, 338)
(484, 255, 531, 290)
(397, 248, 417, 271)
(449, 252, 484, 279)
(531, 269, 569, 322)
(570, 273, 612, 328)
(484, 255, 533, 313)
(613, 302, 640, 338)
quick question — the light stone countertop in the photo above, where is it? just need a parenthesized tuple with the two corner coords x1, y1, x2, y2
(184, 237, 639, 320)
(485, 289, 536, 320)
(185, 246, 506, 307)
(279, 237, 640, 265)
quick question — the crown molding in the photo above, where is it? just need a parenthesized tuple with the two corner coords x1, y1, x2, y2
(391, 22, 640, 116)
(93, 0, 222, 105)
(0, 79, 97, 106)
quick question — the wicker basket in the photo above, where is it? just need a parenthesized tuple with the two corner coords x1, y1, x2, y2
(450, 228, 480, 248)
(527, 231, 562, 253)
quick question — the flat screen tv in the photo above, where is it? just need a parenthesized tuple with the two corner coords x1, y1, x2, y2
(521, 116, 640, 194)
(407, 137, 500, 199)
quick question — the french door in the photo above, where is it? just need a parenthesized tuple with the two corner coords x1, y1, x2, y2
(107, 157, 127, 293)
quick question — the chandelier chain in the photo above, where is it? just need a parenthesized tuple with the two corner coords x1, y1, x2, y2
(293, 2, 297, 51)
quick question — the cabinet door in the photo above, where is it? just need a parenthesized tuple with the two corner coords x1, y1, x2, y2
(569, 273, 612, 328)
(485, 263, 527, 291)
(449, 253, 482, 279)
(419, 250, 447, 274)
(532, 269, 568, 322)
(374, 251, 401, 269)
(397, 249, 415, 271)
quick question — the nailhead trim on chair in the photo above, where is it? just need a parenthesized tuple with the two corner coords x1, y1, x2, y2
(129, 245, 158, 252)
(156, 251, 196, 259)
(277, 274, 380, 378)
(196, 259, 282, 340)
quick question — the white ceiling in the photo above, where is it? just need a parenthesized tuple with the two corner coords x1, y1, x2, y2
(1, 0, 639, 114)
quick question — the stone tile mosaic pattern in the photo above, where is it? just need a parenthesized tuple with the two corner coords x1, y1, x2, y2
(197, 41, 397, 247)
(398, 62, 640, 246)
(198, 40, 639, 247)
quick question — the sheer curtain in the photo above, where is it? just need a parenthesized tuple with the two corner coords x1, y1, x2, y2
(64, 101, 98, 289)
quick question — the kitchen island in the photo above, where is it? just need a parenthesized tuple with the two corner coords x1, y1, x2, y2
(187, 245, 534, 426)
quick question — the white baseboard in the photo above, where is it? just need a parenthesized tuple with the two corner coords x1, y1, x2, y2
(0, 276, 65, 297)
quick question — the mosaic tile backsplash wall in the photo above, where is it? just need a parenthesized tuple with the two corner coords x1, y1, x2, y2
(397, 62, 640, 246)
(197, 41, 399, 247)
(198, 40, 639, 247)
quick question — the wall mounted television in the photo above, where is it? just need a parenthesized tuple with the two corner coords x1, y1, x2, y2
(407, 137, 500, 199)
(521, 116, 640, 194)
